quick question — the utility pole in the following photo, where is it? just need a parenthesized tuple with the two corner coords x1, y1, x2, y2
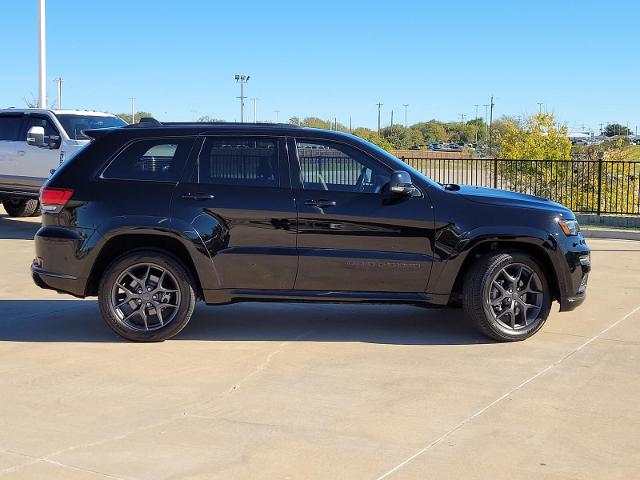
(54, 77, 63, 109)
(235, 74, 250, 122)
(474, 104, 480, 143)
(251, 97, 258, 122)
(537, 102, 543, 114)
(483, 104, 489, 140)
(599, 123, 603, 136)
(274, 110, 280, 123)
(38, 0, 47, 108)
(129, 97, 136, 124)
(403, 104, 409, 128)
(376, 102, 383, 134)
(390, 110, 394, 128)
(460, 113, 466, 125)
(349, 116, 352, 133)
(488, 95, 495, 155)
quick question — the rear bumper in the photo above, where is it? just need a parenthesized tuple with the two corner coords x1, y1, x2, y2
(31, 262, 86, 298)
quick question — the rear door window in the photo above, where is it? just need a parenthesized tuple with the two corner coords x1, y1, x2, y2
(102, 138, 193, 182)
(0, 116, 24, 141)
(196, 137, 280, 187)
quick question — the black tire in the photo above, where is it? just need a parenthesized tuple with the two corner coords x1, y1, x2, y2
(98, 250, 196, 342)
(462, 252, 552, 342)
(2, 198, 40, 217)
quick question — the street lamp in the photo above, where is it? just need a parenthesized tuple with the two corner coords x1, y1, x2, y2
(235, 74, 250, 122)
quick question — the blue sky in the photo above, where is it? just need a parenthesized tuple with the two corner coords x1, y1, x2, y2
(1, 0, 638, 132)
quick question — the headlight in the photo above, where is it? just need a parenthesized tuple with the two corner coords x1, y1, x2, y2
(557, 219, 580, 236)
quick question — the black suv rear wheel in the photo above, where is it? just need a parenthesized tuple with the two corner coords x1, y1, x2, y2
(463, 252, 551, 341)
(98, 250, 196, 342)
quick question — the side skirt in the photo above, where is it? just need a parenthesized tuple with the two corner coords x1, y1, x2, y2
(202, 289, 447, 307)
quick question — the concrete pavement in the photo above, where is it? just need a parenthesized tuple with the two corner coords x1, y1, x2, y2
(0, 209, 639, 479)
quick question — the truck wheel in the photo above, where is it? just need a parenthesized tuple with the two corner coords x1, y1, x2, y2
(98, 250, 196, 342)
(462, 252, 551, 341)
(2, 198, 41, 217)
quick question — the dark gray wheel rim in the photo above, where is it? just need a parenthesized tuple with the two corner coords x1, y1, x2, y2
(486, 263, 544, 331)
(110, 263, 181, 332)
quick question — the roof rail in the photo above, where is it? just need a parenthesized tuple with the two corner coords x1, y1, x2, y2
(125, 118, 301, 129)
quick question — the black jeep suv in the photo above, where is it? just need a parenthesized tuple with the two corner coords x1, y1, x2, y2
(32, 120, 590, 342)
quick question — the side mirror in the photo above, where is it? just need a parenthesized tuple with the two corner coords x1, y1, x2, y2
(388, 170, 416, 197)
(27, 126, 46, 147)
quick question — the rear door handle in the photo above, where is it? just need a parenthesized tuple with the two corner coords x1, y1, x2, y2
(181, 192, 215, 201)
(304, 199, 336, 208)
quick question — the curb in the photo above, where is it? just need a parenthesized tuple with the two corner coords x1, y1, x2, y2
(581, 228, 640, 241)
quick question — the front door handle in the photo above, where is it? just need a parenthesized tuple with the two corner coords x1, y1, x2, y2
(182, 192, 215, 201)
(304, 199, 336, 208)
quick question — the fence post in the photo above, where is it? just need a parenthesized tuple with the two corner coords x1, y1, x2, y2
(596, 157, 603, 216)
(493, 158, 498, 188)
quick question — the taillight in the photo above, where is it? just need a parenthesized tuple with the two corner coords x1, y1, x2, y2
(40, 188, 74, 213)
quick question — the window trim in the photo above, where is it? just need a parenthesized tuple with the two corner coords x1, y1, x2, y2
(98, 136, 196, 184)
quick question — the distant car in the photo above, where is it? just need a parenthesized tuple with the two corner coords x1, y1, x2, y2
(32, 120, 590, 342)
(0, 108, 126, 217)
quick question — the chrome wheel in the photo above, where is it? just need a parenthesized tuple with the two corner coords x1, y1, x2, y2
(486, 263, 544, 331)
(110, 263, 181, 332)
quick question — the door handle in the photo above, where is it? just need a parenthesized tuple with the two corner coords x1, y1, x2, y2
(181, 192, 215, 201)
(17, 150, 25, 156)
(304, 199, 336, 208)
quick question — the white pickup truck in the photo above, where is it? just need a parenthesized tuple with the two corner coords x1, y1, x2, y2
(0, 108, 126, 217)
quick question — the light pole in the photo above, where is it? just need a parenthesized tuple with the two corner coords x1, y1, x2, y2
(38, 0, 47, 108)
(129, 97, 135, 124)
(376, 102, 383, 134)
(54, 77, 63, 109)
(403, 104, 409, 128)
(274, 110, 280, 123)
(537, 102, 544, 114)
(251, 97, 259, 122)
(235, 74, 250, 122)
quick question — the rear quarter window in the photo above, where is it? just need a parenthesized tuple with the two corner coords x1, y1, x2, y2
(102, 137, 193, 182)
(0, 116, 24, 141)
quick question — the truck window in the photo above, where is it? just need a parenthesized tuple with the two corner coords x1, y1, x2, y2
(56, 115, 126, 140)
(0, 116, 23, 141)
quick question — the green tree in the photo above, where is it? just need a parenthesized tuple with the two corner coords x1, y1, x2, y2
(498, 113, 571, 160)
(380, 125, 424, 149)
(411, 121, 448, 144)
(116, 111, 154, 124)
(352, 127, 394, 151)
(603, 123, 632, 137)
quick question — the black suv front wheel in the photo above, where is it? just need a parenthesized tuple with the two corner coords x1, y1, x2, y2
(98, 251, 196, 342)
(463, 252, 552, 341)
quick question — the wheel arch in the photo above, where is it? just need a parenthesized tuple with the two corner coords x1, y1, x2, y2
(85, 233, 204, 298)
(449, 239, 561, 305)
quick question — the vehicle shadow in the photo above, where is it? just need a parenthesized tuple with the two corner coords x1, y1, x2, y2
(0, 213, 40, 240)
(0, 300, 493, 345)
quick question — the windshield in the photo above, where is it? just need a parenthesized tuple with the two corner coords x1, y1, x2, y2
(56, 114, 126, 140)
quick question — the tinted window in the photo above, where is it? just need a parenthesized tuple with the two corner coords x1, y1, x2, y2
(197, 137, 279, 187)
(103, 138, 192, 182)
(56, 114, 126, 140)
(295, 140, 390, 193)
(0, 116, 23, 141)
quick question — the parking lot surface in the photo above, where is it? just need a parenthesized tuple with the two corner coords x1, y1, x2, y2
(1, 209, 639, 479)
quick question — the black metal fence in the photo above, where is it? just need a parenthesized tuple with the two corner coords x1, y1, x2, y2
(399, 157, 640, 215)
